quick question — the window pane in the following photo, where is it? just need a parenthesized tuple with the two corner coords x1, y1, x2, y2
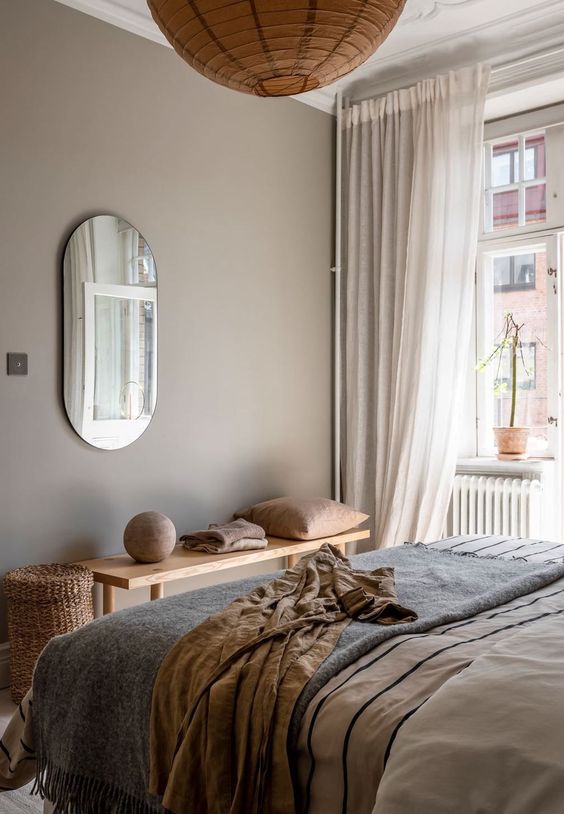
(493, 256, 511, 289)
(492, 139, 519, 186)
(492, 250, 548, 453)
(94, 295, 154, 421)
(493, 254, 535, 291)
(493, 189, 519, 230)
(525, 183, 546, 224)
(524, 134, 545, 181)
(514, 254, 535, 287)
(495, 343, 536, 391)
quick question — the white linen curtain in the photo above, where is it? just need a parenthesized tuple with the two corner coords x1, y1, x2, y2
(342, 64, 490, 547)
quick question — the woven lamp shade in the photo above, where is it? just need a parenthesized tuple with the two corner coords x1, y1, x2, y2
(147, 1, 407, 97)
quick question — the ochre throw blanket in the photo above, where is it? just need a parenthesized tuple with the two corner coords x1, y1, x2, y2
(149, 543, 416, 814)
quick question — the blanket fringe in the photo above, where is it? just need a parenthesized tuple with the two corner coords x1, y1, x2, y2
(405, 541, 537, 564)
(33, 756, 163, 814)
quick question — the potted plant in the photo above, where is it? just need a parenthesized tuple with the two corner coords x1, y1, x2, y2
(476, 312, 532, 460)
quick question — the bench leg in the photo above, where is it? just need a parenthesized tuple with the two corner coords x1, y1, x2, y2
(102, 584, 116, 615)
(150, 583, 164, 601)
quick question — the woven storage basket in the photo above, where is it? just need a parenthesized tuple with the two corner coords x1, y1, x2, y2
(4, 564, 94, 703)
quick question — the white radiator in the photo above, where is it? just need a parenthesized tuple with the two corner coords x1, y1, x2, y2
(450, 475, 543, 538)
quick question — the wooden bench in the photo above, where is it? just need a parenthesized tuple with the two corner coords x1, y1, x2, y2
(78, 528, 371, 614)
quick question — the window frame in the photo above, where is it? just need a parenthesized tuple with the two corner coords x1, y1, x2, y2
(463, 106, 564, 542)
(484, 131, 547, 233)
(82, 282, 158, 447)
(480, 116, 564, 242)
(475, 235, 559, 459)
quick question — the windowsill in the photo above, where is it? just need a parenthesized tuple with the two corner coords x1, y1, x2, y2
(457, 456, 555, 473)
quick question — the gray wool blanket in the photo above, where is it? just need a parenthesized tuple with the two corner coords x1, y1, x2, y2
(32, 544, 564, 813)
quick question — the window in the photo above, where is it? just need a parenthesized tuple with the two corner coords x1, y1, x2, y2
(484, 133, 547, 232)
(473, 112, 564, 461)
(476, 240, 557, 457)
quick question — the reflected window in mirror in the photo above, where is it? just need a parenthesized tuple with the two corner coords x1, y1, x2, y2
(63, 215, 158, 450)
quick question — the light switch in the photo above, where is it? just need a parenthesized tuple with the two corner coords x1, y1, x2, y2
(7, 353, 28, 375)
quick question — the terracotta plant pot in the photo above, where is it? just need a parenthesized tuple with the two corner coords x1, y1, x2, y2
(493, 427, 529, 460)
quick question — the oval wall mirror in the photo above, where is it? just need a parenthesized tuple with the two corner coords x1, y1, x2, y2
(63, 215, 158, 450)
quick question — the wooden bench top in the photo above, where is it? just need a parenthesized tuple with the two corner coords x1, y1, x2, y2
(77, 528, 371, 590)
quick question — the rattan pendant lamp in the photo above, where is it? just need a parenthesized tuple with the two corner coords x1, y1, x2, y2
(147, 1, 407, 97)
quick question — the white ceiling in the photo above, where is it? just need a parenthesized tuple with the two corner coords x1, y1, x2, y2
(55, 0, 564, 116)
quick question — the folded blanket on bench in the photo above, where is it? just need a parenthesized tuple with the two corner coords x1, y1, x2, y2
(180, 518, 267, 553)
(149, 544, 416, 814)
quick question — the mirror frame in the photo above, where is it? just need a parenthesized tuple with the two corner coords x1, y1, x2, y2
(62, 214, 158, 450)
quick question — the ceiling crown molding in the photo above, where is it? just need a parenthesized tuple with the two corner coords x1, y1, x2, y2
(299, 0, 564, 109)
(399, 0, 479, 25)
(54, 0, 168, 45)
(54, 0, 564, 117)
(350, 0, 564, 85)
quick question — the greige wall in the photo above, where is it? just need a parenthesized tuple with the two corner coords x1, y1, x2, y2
(0, 0, 333, 636)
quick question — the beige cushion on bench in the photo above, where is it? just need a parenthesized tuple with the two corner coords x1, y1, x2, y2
(235, 497, 369, 541)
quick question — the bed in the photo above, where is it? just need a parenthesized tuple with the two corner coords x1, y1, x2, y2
(3, 535, 564, 813)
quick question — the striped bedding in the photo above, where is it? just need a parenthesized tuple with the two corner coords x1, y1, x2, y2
(425, 534, 564, 563)
(295, 536, 564, 814)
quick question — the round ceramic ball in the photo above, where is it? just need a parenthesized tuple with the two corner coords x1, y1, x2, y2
(123, 511, 177, 563)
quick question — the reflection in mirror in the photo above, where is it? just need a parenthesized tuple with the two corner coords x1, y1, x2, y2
(63, 215, 157, 449)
